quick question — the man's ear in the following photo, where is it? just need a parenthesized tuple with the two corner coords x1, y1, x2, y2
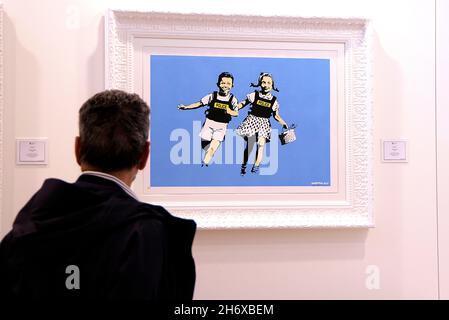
(75, 136, 82, 166)
(137, 141, 150, 170)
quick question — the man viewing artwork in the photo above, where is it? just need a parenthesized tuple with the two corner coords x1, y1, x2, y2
(0, 90, 196, 300)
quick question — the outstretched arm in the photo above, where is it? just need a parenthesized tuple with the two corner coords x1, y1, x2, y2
(237, 98, 250, 110)
(273, 110, 288, 129)
(226, 106, 238, 116)
(178, 102, 203, 110)
(227, 97, 239, 117)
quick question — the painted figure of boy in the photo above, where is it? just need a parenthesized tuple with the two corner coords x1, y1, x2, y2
(178, 72, 238, 166)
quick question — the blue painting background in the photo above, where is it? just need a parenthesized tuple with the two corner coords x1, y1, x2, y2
(150, 55, 330, 187)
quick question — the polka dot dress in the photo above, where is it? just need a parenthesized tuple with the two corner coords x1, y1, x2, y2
(236, 114, 272, 142)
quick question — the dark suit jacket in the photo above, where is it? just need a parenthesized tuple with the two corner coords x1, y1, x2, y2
(0, 174, 196, 300)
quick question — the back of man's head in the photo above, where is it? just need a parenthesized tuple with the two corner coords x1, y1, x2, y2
(78, 90, 150, 172)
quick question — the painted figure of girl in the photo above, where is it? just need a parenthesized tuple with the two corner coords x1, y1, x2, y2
(236, 72, 288, 175)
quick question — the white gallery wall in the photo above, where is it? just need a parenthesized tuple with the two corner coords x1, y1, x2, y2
(437, 0, 449, 300)
(1, 0, 447, 299)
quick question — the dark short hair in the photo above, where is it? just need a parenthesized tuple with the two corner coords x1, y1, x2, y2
(78, 90, 150, 172)
(216, 72, 234, 87)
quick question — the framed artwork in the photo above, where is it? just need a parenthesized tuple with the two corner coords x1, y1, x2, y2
(105, 10, 373, 229)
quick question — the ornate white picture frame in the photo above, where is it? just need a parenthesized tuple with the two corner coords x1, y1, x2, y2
(0, 3, 4, 229)
(105, 10, 373, 229)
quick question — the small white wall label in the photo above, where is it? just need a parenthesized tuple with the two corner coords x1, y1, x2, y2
(382, 140, 407, 162)
(16, 139, 48, 165)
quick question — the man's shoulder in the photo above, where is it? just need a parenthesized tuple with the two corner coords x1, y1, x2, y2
(115, 202, 197, 248)
(133, 202, 195, 226)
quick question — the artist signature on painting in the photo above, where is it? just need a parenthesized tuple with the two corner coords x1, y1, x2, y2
(311, 182, 330, 186)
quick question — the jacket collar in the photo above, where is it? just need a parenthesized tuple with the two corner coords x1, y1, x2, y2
(77, 171, 139, 200)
